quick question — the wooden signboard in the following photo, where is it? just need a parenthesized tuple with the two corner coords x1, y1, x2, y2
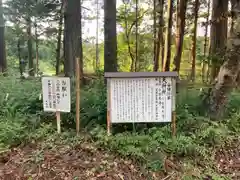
(105, 72, 178, 136)
(42, 77, 71, 133)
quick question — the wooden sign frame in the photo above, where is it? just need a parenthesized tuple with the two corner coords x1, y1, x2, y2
(105, 72, 178, 137)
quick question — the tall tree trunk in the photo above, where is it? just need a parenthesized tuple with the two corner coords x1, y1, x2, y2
(154, 0, 164, 72)
(56, 0, 64, 75)
(206, 44, 211, 82)
(0, 0, 6, 74)
(64, 0, 83, 79)
(208, 0, 240, 119)
(135, 0, 139, 72)
(158, 0, 165, 71)
(173, 0, 188, 73)
(209, 0, 228, 82)
(27, 17, 34, 76)
(96, 0, 100, 71)
(34, 20, 39, 75)
(17, 38, 22, 76)
(175, 0, 179, 30)
(230, 2, 234, 33)
(104, 0, 117, 72)
(79, 0, 84, 83)
(153, 0, 157, 71)
(163, 0, 173, 71)
(202, 0, 210, 83)
(190, 0, 199, 82)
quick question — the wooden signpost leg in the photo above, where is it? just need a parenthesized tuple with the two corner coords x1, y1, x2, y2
(172, 111, 176, 137)
(76, 58, 80, 135)
(171, 78, 177, 138)
(107, 110, 111, 136)
(107, 78, 112, 136)
(56, 111, 61, 134)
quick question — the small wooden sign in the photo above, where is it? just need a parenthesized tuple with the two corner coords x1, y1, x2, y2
(42, 76, 71, 133)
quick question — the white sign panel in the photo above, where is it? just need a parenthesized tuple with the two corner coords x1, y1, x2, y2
(109, 77, 174, 123)
(42, 77, 71, 112)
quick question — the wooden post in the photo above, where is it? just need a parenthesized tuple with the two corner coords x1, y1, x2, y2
(171, 77, 177, 137)
(56, 111, 61, 133)
(107, 79, 111, 136)
(172, 111, 176, 137)
(76, 57, 80, 134)
(107, 110, 111, 135)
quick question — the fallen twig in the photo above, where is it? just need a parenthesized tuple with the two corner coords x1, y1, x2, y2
(161, 172, 175, 180)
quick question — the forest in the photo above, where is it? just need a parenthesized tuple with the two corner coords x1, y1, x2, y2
(0, 0, 239, 179)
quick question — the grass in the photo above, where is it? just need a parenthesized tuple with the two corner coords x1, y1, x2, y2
(0, 74, 239, 179)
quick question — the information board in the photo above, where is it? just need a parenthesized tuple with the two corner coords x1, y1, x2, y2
(42, 77, 71, 112)
(109, 77, 174, 123)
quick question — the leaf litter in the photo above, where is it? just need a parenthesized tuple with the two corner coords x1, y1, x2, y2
(0, 139, 163, 180)
(0, 135, 239, 180)
(215, 139, 240, 180)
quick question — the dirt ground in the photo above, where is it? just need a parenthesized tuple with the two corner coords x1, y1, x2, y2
(0, 141, 163, 180)
(0, 139, 239, 180)
(215, 140, 240, 179)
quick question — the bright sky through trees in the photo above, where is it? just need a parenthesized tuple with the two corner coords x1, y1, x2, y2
(3, 0, 207, 43)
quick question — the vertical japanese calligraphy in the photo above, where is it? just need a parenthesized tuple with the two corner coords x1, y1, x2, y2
(47, 79, 52, 109)
(109, 77, 173, 123)
(56, 80, 61, 105)
(42, 77, 71, 112)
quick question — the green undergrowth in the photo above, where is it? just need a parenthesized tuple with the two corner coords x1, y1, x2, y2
(0, 76, 239, 179)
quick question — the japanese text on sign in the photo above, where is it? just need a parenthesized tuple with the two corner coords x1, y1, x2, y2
(42, 77, 71, 112)
(109, 77, 175, 123)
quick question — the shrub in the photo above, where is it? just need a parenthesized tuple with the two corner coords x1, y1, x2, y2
(0, 75, 239, 176)
(0, 118, 27, 149)
(0, 76, 107, 130)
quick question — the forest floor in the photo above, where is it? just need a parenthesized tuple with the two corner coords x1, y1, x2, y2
(0, 137, 163, 180)
(0, 76, 240, 180)
(0, 136, 239, 180)
(215, 140, 240, 179)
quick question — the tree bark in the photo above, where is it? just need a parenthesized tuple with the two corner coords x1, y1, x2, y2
(190, 0, 199, 82)
(202, 0, 210, 83)
(153, 0, 157, 71)
(0, 0, 6, 74)
(163, 0, 173, 72)
(34, 20, 39, 75)
(209, 0, 228, 82)
(208, 0, 240, 119)
(154, 0, 164, 72)
(27, 17, 34, 76)
(79, 0, 84, 83)
(158, 0, 165, 71)
(173, 0, 188, 73)
(230, 2, 234, 33)
(56, 0, 64, 75)
(64, 0, 83, 79)
(95, 0, 100, 71)
(104, 0, 117, 73)
(17, 39, 22, 76)
(135, 0, 139, 72)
